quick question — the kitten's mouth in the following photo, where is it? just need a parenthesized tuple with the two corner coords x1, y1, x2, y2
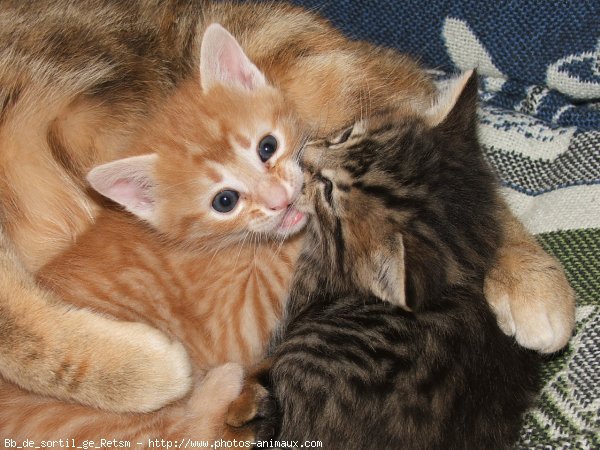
(277, 206, 307, 235)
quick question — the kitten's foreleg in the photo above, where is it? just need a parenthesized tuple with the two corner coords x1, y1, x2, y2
(0, 231, 192, 412)
(485, 204, 575, 353)
(225, 358, 278, 442)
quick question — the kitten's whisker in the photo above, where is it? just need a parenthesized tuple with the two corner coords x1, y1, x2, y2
(275, 229, 290, 256)
(232, 229, 252, 272)
(358, 70, 373, 124)
(205, 238, 226, 273)
(250, 232, 258, 269)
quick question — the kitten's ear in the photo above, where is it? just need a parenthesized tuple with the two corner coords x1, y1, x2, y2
(87, 154, 158, 222)
(200, 23, 267, 92)
(424, 69, 478, 128)
(367, 234, 440, 312)
(368, 235, 409, 310)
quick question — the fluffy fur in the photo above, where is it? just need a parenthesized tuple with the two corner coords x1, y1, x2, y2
(0, 0, 573, 415)
(261, 72, 540, 450)
(0, 22, 307, 441)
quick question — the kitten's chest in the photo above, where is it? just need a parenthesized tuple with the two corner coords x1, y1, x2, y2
(167, 239, 301, 367)
(39, 226, 302, 369)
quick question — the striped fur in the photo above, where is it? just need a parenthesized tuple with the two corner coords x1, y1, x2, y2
(0, 214, 302, 441)
(264, 73, 540, 449)
(0, 0, 571, 421)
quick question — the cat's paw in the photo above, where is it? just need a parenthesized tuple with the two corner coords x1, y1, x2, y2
(121, 322, 194, 411)
(82, 318, 193, 412)
(172, 363, 245, 439)
(485, 248, 575, 353)
(224, 365, 277, 442)
(191, 362, 245, 406)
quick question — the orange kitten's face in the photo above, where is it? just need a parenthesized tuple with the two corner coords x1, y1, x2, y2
(87, 23, 308, 249)
(150, 83, 307, 247)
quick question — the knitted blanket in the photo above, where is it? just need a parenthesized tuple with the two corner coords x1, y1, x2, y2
(289, 1, 600, 448)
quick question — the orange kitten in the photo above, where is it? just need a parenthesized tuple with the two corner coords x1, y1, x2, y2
(0, 24, 305, 443)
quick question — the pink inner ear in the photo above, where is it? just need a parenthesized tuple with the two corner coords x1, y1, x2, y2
(201, 23, 266, 91)
(219, 42, 255, 89)
(110, 179, 152, 208)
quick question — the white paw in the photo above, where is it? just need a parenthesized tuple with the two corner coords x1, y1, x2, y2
(511, 297, 572, 353)
(488, 292, 574, 353)
(486, 262, 576, 354)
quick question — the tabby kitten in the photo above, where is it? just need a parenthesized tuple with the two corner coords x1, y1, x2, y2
(0, 24, 305, 442)
(260, 72, 539, 449)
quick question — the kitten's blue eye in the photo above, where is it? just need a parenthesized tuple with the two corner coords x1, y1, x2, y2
(212, 190, 239, 213)
(258, 135, 278, 162)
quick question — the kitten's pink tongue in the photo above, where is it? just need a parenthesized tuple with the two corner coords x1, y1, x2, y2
(280, 207, 305, 230)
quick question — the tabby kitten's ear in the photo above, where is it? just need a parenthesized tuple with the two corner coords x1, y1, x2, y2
(87, 154, 158, 223)
(424, 69, 477, 128)
(362, 235, 409, 310)
(200, 23, 267, 92)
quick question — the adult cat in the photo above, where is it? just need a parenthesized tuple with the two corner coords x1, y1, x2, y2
(0, 0, 573, 412)
(259, 71, 539, 449)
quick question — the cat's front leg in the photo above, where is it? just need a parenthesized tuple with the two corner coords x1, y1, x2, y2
(224, 359, 278, 443)
(0, 235, 192, 412)
(485, 205, 575, 353)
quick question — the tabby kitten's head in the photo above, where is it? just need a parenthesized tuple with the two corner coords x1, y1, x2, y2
(87, 24, 308, 249)
(295, 71, 501, 311)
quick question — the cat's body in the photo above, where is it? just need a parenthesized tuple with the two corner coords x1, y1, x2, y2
(39, 211, 301, 369)
(0, 0, 572, 415)
(262, 73, 539, 449)
(0, 214, 301, 440)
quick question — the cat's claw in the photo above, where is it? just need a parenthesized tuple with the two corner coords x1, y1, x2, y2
(485, 251, 576, 354)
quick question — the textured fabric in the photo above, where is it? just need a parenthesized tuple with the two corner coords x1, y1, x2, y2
(527, 230, 600, 449)
(286, 1, 600, 448)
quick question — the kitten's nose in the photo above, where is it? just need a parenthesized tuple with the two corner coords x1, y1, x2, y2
(258, 179, 290, 211)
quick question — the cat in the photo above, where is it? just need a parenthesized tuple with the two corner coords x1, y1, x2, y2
(0, 0, 573, 412)
(0, 23, 306, 442)
(257, 71, 540, 450)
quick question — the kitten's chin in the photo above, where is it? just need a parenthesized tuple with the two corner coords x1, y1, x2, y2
(275, 206, 307, 237)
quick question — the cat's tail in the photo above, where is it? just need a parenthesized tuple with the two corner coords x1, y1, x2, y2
(0, 51, 138, 265)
